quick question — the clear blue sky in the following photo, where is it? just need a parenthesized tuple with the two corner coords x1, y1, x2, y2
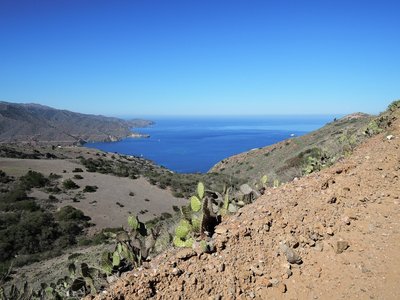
(0, 0, 399, 116)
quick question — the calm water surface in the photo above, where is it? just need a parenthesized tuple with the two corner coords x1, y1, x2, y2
(85, 116, 337, 173)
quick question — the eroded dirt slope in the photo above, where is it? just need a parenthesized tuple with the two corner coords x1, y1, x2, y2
(94, 113, 400, 299)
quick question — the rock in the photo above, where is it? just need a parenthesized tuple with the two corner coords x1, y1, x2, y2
(218, 263, 225, 272)
(314, 222, 325, 234)
(286, 269, 293, 278)
(315, 242, 324, 252)
(327, 196, 337, 204)
(278, 283, 287, 293)
(387, 135, 394, 140)
(172, 267, 182, 276)
(279, 242, 302, 264)
(342, 216, 351, 225)
(269, 278, 279, 286)
(214, 227, 228, 234)
(259, 276, 273, 287)
(176, 248, 197, 260)
(240, 184, 254, 195)
(326, 227, 334, 235)
(106, 275, 118, 284)
(334, 240, 349, 254)
(228, 203, 239, 213)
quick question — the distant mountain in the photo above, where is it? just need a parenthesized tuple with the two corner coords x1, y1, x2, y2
(0, 101, 153, 144)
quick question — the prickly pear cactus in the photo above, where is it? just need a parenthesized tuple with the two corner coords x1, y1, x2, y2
(128, 215, 139, 231)
(101, 252, 113, 275)
(261, 175, 268, 185)
(190, 195, 202, 212)
(173, 236, 194, 248)
(197, 182, 205, 199)
(191, 215, 202, 232)
(273, 179, 280, 188)
(175, 219, 192, 238)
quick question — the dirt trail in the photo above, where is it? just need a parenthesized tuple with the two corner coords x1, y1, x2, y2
(92, 113, 400, 300)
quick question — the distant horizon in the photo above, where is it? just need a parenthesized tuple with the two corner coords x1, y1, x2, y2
(0, 99, 386, 119)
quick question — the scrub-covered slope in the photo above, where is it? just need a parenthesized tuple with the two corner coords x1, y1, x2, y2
(210, 113, 373, 185)
(96, 102, 400, 299)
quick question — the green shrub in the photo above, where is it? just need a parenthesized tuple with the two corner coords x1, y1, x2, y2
(73, 174, 84, 180)
(0, 170, 13, 183)
(49, 173, 62, 180)
(63, 179, 80, 189)
(55, 206, 90, 223)
(0, 187, 28, 203)
(48, 195, 58, 201)
(388, 99, 400, 112)
(20, 170, 48, 189)
(72, 168, 84, 173)
(83, 185, 98, 193)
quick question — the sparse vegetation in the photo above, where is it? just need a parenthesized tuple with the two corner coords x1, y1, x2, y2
(83, 185, 98, 193)
(0, 172, 91, 276)
(78, 156, 243, 198)
(20, 171, 49, 190)
(211, 114, 373, 184)
(63, 179, 80, 190)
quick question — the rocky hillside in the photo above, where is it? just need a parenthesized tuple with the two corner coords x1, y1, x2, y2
(94, 102, 400, 299)
(0, 101, 153, 143)
(210, 112, 373, 185)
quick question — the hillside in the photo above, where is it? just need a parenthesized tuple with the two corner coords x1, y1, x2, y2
(0, 101, 153, 143)
(210, 113, 373, 184)
(93, 102, 400, 299)
(0, 142, 243, 289)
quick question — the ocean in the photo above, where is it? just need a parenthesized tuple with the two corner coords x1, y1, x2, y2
(85, 116, 337, 173)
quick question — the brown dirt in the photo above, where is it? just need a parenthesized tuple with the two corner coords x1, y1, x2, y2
(0, 158, 186, 230)
(92, 114, 400, 299)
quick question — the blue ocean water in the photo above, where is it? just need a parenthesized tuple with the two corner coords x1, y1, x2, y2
(85, 116, 336, 173)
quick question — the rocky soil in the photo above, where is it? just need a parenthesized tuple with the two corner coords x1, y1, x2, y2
(92, 112, 400, 299)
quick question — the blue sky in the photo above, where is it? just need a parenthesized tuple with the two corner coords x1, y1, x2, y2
(0, 0, 399, 116)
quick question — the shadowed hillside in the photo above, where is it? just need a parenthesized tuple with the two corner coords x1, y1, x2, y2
(0, 101, 153, 143)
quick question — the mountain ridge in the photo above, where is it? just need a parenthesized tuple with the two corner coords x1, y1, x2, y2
(0, 101, 153, 144)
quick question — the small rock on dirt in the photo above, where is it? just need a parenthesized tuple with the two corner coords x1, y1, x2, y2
(334, 240, 349, 254)
(176, 248, 197, 260)
(279, 242, 302, 264)
(278, 283, 287, 293)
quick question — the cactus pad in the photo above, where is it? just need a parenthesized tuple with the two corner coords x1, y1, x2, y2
(190, 196, 202, 212)
(191, 215, 202, 232)
(197, 182, 205, 199)
(112, 251, 120, 267)
(261, 175, 268, 185)
(175, 219, 192, 238)
(128, 215, 139, 231)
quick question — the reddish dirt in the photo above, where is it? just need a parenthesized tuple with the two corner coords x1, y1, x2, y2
(91, 113, 400, 300)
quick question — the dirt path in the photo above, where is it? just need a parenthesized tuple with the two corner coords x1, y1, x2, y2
(92, 114, 400, 299)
